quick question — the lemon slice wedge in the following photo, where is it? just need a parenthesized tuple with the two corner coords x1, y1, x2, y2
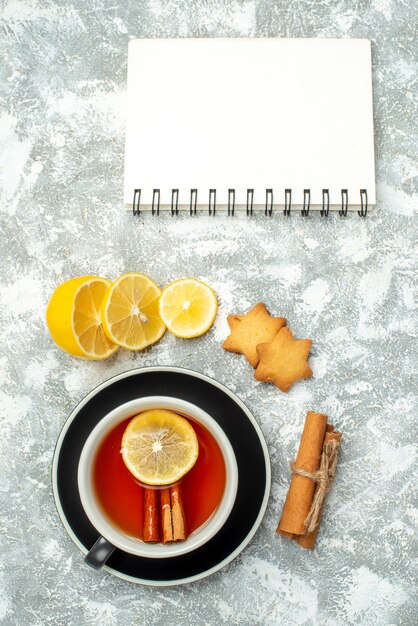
(46, 276, 118, 360)
(100, 273, 166, 350)
(121, 410, 199, 485)
(159, 278, 218, 338)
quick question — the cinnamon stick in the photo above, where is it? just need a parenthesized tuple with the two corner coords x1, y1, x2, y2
(280, 530, 296, 540)
(170, 484, 187, 542)
(159, 485, 188, 543)
(142, 488, 160, 542)
(297, 430, 341, 549)
(277, 411, 328, 536)
(160, 487, 174, 543)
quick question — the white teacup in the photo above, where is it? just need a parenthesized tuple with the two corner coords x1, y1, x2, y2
(78, 396, 238, 565)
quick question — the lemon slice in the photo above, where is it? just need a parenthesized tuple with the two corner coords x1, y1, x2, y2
(159, 278, 218, 338)
(46, 276, 118, 360)
(100, 273, 166, 350)
(121, 410, 199, 485)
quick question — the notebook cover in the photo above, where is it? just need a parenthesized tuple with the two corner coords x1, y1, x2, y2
(124, 38, 375, 211)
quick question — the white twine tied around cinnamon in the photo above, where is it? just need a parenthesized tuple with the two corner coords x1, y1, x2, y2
(290, 439, 340, 534)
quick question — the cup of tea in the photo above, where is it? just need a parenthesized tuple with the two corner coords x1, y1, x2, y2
(77, 396, 239, 568)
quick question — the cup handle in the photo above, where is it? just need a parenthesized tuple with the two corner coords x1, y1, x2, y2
(84, 536, 115, 570)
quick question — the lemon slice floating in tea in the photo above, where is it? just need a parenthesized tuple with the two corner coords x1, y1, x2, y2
(121, 410, 199, 485)
(100, 273, 166, 350)
(159, 278, 218, 338)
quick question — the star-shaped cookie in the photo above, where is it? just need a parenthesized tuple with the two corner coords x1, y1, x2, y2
(254, 327, 312, 392)
(223, 302, 286, 367)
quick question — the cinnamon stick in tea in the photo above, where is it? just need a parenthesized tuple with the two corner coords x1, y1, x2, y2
(278, 411, 328, 536)
(160, 485, 188, 543)
(142, 488, 160, 542)
(160, 487, 174, 543)
(297, 429, 341, 550)
(170, 484, 187, 542)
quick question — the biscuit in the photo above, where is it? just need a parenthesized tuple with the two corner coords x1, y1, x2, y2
(254, 327, 312, 392)
(223, 302, 286, 368)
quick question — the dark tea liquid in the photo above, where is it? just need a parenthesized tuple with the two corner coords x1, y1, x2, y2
(93, 415, 226, 539)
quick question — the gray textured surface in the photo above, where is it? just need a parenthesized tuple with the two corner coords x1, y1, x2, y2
(1, 1, 417, 625)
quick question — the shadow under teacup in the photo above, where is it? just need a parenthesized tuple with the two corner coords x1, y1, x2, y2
(77, 396, 238, 569)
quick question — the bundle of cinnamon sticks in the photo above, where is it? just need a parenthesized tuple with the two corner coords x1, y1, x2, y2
(143, 484, 187, 543)
(277, 411, 342, 549)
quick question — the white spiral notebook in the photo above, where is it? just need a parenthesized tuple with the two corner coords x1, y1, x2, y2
(124, 38, 375, 216)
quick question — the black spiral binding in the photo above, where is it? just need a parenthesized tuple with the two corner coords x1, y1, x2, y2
(246, 189, 254, 216)
(265, 189, 273, 216)
(209, 189, 216, 216)
(133, 189, 141, 216)
(133, 188, 369, 216)
(301, 189, 311, 216)
(171, 189, 179, 216)
(339, 189, 348, 217)
(190, 189, 197, 216)
(152, 189, 160, 216)
(359, 189, 368, 217)
(228, 189, 235, 216)
(321, 189, 330, 217)
(284, 189, 292, 216)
